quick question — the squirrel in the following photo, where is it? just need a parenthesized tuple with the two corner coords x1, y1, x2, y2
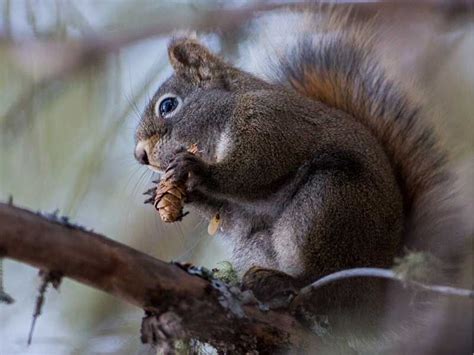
(134, 9, 466, 352)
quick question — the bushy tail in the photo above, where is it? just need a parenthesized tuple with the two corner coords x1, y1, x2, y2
(245, 10, 466, 269)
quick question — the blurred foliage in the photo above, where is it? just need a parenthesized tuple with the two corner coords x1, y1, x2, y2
(0, 1, 230, 354)
(0, 1, 472, 354)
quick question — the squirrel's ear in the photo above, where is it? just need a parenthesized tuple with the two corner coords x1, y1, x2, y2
(168, 37, 227, 84)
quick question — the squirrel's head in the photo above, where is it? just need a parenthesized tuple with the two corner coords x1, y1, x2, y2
(134, 37, 270, 172)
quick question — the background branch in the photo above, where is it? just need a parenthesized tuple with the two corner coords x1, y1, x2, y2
(2, 1, 471, 82)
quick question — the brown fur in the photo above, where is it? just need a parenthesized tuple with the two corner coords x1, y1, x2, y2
(269, 12, 463, 265)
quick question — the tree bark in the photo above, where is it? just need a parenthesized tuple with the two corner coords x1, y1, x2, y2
(0, 203, 310, 352)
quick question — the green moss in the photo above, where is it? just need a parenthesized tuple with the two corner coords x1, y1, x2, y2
(212, 261, 239, 286)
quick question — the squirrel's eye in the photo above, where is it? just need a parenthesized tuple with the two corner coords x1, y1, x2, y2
(155, 94, 182, 119)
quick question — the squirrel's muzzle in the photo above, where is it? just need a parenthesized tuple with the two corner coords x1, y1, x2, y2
(135, 137, 161, 172)
(135, 140, 150, 165)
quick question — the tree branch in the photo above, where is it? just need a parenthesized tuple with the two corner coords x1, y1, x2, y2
(2, 202, 470, 351)
(0, 203, 311, 352)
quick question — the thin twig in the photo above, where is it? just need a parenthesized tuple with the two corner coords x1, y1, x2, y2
(28, 273, 50, 345)
(295, 267, 473, 302)
(0, 257, 14, 304)
(27, 270, 62, 345)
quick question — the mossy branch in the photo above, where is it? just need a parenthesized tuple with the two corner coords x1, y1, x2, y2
(0, 202, 309, 352)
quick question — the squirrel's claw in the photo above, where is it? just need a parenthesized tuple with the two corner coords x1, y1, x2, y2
(143, 185, 158, 204)
(143, 187, 156, 196)
(143, 197, 155, 205)
(165, 151, 208, 186)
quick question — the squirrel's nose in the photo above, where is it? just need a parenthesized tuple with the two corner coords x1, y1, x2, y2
(135, 141, 150, 165)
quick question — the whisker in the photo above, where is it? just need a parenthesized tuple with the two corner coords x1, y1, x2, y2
(175, 231, 206, 262)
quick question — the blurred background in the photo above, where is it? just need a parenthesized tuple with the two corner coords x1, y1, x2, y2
(0, 1, 472, 354)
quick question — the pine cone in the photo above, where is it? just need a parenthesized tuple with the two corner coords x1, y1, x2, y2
(153, 144, 199, 223)
(154, 179, 186, 223)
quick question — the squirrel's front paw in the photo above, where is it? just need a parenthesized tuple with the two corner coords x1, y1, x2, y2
(242, 267, 298, 309)
(165, 148, 209, 191)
